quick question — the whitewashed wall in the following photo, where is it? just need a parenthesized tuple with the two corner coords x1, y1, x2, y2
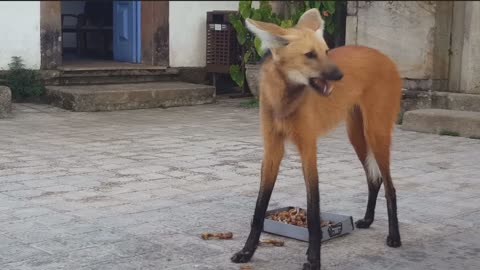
(169, 1, 244, 67)
(0, 1, 41, 69)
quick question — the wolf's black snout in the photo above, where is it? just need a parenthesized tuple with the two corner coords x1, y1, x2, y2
(323, 67, 343, 81)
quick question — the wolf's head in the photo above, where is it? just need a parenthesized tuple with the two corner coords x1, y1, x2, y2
(246, 9, 343, 96)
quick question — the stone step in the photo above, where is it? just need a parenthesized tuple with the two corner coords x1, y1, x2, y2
(45, 81, 215, 112)
(48, 68, 180, 85)
(401, 90, 480, 114)
(401, 109, 480, 138)
(431, 92, 480, 112)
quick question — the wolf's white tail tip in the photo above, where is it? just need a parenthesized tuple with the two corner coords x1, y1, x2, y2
(366, 149, 382, 183)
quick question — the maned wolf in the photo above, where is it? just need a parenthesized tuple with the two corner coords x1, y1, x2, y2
(231, 8, 402, 270)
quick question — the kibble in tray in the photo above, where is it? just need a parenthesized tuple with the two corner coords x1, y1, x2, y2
(263, 207, 354, 242)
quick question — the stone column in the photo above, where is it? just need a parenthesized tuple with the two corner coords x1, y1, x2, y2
(40, 1, 62, 69)
(0, 86, 12, 118)
(449, 1, 480, 94)
(345, 1, 358, 45)
(270, 1, 287, 19)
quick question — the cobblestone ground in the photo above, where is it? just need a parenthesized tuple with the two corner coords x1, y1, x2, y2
(0, 99, 479, 270)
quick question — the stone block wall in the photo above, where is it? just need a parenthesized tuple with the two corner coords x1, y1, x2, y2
(346, 1, 452, 92)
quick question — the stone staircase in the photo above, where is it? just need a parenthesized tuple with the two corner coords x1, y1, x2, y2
(55, 66, 179, 85)
(44, 65, 215, 112)
(401, 91, 480, 138)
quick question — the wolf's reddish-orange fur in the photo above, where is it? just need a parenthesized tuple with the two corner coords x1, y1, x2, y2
(232, 9, 402, 270)
(260, 45, 401, 146)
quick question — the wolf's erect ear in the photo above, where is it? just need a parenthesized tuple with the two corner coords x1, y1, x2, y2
(295, 8, 325, 40)
(245, 19, 294, 52)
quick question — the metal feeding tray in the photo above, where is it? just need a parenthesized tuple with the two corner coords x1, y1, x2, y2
(262, 207, 354, 242)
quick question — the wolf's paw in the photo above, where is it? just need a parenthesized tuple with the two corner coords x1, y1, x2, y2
(231, 250, 254, 263)
(386, 235, 402, 248)
(355, 218, 373, 229)
(303, 261, 320, 270)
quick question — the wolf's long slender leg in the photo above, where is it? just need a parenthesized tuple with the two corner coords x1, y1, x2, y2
(231, 129, 285, 263)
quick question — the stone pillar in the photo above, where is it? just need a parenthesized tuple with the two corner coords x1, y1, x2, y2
(0, 86, 12, 118)
(345, 1, 358, 45)
(449, 1, 480, 94)
(270, 1, 287, 19)
(40, 1, 62, 69)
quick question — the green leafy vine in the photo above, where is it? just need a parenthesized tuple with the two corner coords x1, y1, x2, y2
(228, 0, 339, 88)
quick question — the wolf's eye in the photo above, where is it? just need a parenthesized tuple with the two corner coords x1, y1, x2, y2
(305, 51, 317, 59)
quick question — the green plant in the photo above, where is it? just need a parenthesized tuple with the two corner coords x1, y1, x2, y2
(240, 98, 260, 108)
(228, 0, 339, 88)
(439, 130, 460, 137)
(396, 111, 404, 125)
(6, 56, 45, 100)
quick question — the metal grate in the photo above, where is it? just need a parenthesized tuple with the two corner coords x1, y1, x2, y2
(205, 11, 240, 74)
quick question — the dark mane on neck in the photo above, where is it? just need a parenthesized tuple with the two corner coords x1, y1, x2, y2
(259, 50, 272, 65)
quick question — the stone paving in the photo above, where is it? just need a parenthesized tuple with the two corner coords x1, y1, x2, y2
(0, 98, 479, 270)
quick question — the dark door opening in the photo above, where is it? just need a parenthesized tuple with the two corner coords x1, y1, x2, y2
(61, 1, 114, 61)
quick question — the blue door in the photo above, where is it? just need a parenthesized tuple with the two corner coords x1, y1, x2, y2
(113, 1, 141, 63)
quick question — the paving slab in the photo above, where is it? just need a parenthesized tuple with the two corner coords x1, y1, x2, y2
(0, 98, 479, 270)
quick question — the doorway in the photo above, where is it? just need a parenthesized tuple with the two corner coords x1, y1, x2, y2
(61, 0, 141, 66)
(41, 1, 168, 69)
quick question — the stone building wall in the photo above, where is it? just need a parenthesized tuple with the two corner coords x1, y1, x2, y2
(346, 1, 480, 116)
(346, 1, 452, 91)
